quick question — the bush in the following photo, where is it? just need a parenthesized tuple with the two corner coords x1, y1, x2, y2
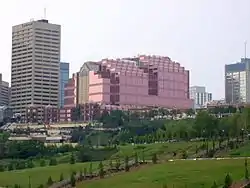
(37, 184, 44, 188)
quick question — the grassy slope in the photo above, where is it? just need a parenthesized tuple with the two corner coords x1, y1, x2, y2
(79, 159, 245, 188)
(112, 141, 211, 159)
(0, 162, 99, 187)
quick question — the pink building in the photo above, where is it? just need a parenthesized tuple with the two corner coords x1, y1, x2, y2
(85, 55, 192, 109)
(64, 73, 78, 108)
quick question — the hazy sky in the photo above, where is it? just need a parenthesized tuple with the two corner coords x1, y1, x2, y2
(1, 0, 250, 100)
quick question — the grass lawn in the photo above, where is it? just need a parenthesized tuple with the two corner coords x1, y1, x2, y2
(229, 141, 250, 157)
(112, 141, 211, 160)
(0, 162, 99, 187)
(78, 159, 246, 188)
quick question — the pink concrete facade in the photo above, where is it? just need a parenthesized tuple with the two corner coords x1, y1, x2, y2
(88, 55, 192, 109)
(64, 73, 78, 108)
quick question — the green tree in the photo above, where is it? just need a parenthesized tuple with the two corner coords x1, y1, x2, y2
(152, 153, 158, 164)
(84, 167, 87, 178)
(0, 164, 4, 172)
(47, 176, 53, 186)
(89, 163, 93, 177)
(134, 152, 139, 166)
(245, 158, 249, 180)
(70, 152, 76, 164)
(125, 156, 129, 172)
(60, 173, 64, 181)
(211, 181, 218, 188)
(8, 162, 14, 171)
(223, 173, 233, 188)
(70, 172, 76, 187)
(109, 159, 113, 169)
(49, 158, 57, 166)
(27, 160, 34, 168)
(99, 161, 105, 178)
(40, 159, 46, 167)
(79, 169, 83, 180)
(115, 159, 121, 171)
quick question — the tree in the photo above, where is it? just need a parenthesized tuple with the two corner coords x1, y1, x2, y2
(8, 162, 14, 171)
(84, 167, 87, 178)
(70, 152, 76, 164)
(152, 153, 158, 164)
(223, 173, 233, 188)
(47, 176, 53, 186)
(211, 181, 218, 188)
(37, 184, 44, 188)
(79, 169, 83, 180)
(40, 159, 46, 167)
(245, 158, 249, 180)
(115, 159, 121, 171)
(27, 160, 34, 168)
(49, 158, 57, 166)
(109, 160, 113, 169)
(70, 172, 76, 187)
(14, 184, 20, 188)
(89, 163, 93, 177)
(134, 152, 139, 166)
(0, 164, 4, 172)
(60, 173, 64, 181)
(99, 161, 105, 178)
(125, 156, 129, 172)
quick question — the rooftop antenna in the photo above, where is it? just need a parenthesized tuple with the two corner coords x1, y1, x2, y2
(44, 7, 47, 19)
(244, 41, 247, 59)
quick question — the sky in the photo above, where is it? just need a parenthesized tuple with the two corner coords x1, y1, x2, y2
(0, 0, 250, 100)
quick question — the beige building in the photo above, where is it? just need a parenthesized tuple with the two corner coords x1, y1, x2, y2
(0, 73, 10, 106)
(11, 19, 61, 120)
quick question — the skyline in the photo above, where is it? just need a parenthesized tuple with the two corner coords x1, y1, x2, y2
(1, 0, 250, 100)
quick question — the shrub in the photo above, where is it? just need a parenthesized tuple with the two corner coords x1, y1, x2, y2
(89, 163, 93, 177)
